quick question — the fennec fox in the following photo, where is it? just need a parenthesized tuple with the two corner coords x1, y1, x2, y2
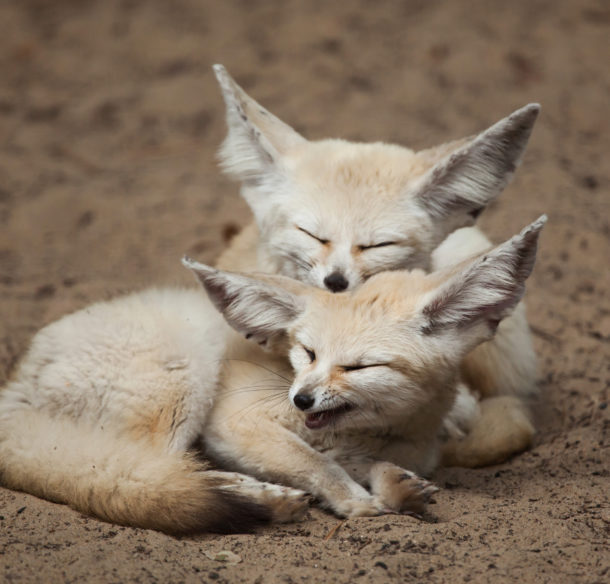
(0, 218, 544, 532)
(213, 65, 541, 466)
(192, 217, 545, 517)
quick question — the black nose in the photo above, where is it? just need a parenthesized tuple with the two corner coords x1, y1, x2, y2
(293, 393, 315, 411)
(323, 271, 348, 293)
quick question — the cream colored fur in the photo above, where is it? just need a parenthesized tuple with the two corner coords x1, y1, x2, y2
(0, 220, 544, 530)
(0, 289, 309, 534)
(194, 218, 545, 516)
(213, 65, 540, 467)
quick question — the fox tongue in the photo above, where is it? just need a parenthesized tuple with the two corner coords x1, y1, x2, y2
(305, 411, 332, 430)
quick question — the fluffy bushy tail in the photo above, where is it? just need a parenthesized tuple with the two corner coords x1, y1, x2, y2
(0, 408, 270, 534)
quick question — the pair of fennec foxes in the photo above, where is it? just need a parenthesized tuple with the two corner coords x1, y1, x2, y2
(0, 65, 547, 534)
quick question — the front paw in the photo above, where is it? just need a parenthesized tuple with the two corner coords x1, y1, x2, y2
(265, 485, 311, 523)
(332, 496, 390, 518)
(217, 473, 310, 523)
(369, 461, 439, 514)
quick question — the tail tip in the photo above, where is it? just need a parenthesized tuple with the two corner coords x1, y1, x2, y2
(204, 490, 272, 534)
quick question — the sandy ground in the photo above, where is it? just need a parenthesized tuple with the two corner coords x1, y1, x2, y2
(0, 1, 608, 582)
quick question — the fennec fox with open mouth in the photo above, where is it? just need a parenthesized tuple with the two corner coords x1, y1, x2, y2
(0, 218, 544, 532)
(195, 216, 546, 518)
(213, 65, 542, 466)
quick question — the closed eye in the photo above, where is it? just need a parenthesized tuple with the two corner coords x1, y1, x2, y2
(341, 364, 387, 372)
(304, 346, 316, 363)
(296, 226, 329, 245)
(358, 241, 396, 251)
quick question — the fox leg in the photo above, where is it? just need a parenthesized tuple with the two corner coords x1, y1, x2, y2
(441, 395, 535, 468)
(441, 382, 481, 440)
(205, 421, 389, 518)
(206, 470, 310, 523)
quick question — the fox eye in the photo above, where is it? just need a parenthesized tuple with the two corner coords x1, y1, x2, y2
(304, 347, 316, 363)
(297, 226, 329, 245)
(342, 365, 363, 372)
(341, 363, 386, 372)
(358, 241, 396, 251)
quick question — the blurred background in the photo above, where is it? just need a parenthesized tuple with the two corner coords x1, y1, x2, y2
(1, 1, 606, 291)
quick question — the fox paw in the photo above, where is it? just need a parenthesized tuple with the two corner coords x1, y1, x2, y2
(333, 495, 389, 518)
(261, 484, 311, 523)
(369, 462, 439, 515)
(217, 473, 310, 523)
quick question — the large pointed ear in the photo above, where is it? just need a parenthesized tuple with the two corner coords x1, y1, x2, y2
(213, 64, 306, 182)
(182, 257, 304, 349)
(412, 104, 540, 238)
(418, 215, 546, 350)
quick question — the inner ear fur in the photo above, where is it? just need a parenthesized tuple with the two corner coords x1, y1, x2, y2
(413, 104, 540, 235)
(214, 64, 306, 182)
(182, 257, 305, 346)
(420, 215, 546, 337)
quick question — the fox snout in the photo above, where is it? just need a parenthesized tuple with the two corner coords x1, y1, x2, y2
(291, 379, 318, 411)
(291, 385, 355, 430)
(293, 392, 315, 411)
(323, 271, 349, 293)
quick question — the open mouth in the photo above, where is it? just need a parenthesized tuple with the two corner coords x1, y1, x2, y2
(305, 403, 354, 430)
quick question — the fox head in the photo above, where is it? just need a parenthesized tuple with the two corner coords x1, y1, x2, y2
(214, 64, 540, 293)
(185, 216, 545, 435)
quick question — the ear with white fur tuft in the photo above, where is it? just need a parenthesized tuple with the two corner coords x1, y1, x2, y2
(182, 256, 303, 348)
(419, 215, 546, 346)
(213, 64, 306, 182)
(414, 104, 540, 237)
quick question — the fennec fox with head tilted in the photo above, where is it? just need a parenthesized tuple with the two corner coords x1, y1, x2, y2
(213, 65, 542, 466)
(0, 218, 544, 532)
(192, 217, 545, 517)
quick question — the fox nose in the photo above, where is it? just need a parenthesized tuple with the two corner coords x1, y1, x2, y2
(293, 393, 315, 411)
(323, 271, 348, 293)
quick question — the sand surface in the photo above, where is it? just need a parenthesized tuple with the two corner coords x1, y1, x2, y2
(0, 1, 608, 582)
